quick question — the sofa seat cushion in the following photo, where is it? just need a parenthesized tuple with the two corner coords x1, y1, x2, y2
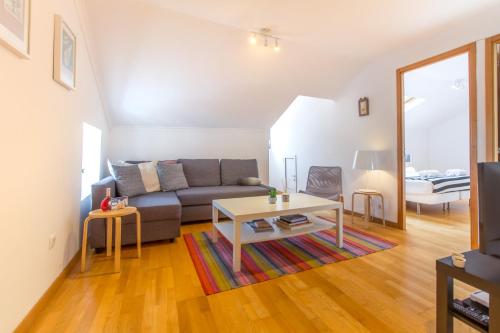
(125, 191, 181, 223)
(176, 186, 268, 206)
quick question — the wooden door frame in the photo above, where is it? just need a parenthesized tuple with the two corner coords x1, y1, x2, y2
(396, 43, 478, 249)
(485, 34, 500, 161)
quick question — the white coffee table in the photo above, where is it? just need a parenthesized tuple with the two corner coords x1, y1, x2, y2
(212, 193, 343, 272)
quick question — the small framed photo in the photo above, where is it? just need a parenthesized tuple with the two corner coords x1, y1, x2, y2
(0, 0, 31, 58)
(53, 15, 76, 90)
(358, 97, 369, 117)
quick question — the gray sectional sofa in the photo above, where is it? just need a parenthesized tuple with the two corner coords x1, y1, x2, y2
(89, 159, 269, 249)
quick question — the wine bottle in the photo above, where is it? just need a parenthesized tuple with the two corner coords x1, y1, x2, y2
(100, 188, 111, 211)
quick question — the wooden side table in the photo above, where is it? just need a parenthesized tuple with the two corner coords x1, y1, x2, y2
(351, 189, 385, 226)
(436, 250, 500, 332)
(81, 206, 141, 273)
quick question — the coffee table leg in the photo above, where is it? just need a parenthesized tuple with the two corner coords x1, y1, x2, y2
(232, 220, 241, 272)
(212, 206, 219, 242)
(336, 207, 344, 248)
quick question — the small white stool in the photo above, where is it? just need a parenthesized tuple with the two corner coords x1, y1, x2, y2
(81, 206, 141, 272)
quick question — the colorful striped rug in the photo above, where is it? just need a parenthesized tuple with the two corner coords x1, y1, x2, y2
(184, 216, 397, 295)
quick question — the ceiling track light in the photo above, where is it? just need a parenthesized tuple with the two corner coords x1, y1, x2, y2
(249, 33, 257, 45)
(248, 28, 281, 52)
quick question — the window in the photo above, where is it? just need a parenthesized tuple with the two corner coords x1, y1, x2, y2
(81, 122, 102, 199)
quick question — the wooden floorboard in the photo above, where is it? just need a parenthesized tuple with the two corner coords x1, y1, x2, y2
(24, 201, 478, 332)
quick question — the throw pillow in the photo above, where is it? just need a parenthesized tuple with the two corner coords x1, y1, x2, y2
(137, 161, 161, 192)
(238, 177, 262, 186)
(110, 163, 148, 197)
(108, 160, 161, 196)
(157, 162, 189, 191)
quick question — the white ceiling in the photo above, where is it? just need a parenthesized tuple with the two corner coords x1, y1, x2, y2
(404, 53, 469, 130)
(82, 0, 499, 128)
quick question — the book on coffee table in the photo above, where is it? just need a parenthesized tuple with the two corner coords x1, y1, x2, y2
(247, 219, 274, 233)
(280, 214, 308, 224)
(275, 220, 313, 230)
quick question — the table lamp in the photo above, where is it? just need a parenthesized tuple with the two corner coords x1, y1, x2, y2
(352, 150, 382, 192)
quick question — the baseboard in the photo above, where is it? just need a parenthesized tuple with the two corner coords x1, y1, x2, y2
(343, 209, 398, 228)
(14, 250, 81, 333)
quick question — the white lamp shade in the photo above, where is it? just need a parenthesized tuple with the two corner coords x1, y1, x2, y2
(352, 150, 382, 170)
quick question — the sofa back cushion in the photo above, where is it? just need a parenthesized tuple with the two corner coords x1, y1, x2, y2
(157, 162, 189, 191)
(178, 159, 221, 187)
(220, 159, 259, 185)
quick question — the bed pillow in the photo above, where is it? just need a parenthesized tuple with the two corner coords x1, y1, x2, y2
(405, 167, 419, 177)
(109, 160, 161, 196)
(445, 169, 468, 177)
(157, 162, 189, 191)
(418, 169, 441, 177)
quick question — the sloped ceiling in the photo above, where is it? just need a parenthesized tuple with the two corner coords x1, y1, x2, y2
(404, 53, 469, 130)
(82, 0, 499, 128)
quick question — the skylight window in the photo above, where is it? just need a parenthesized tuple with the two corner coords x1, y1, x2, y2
(404, 96, 426, 112)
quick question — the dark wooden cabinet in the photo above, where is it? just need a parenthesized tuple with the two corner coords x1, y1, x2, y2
(436, 250, 500, 332)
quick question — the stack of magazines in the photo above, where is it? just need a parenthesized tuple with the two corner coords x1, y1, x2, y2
(247, 219, 274, 233)
(275, 214, 312, 230)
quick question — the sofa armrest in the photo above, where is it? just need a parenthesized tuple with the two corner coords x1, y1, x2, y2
(91, 176, 116, 210)
(259, 184, 274, 191)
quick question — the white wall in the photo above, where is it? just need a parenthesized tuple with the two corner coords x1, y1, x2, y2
(270, 96, 394, 221)
(0, 0, 109, 332)
(406, 112, 470, 172)
(269, 8, 500, 223)
(405, 127, 430, 171)
(109, 126, 269, 183)
(428, 112, 470, 171)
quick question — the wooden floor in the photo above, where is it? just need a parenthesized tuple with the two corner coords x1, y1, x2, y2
(25, 202, 476, 333)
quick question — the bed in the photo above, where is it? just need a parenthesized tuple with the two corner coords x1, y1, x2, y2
(405, 173, 470, 214)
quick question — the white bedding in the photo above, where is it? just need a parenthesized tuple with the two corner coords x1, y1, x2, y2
(405, 178, 434, 194)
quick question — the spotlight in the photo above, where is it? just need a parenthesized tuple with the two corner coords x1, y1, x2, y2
(273, 38, 280, 52)
(249, 33, 257, 45)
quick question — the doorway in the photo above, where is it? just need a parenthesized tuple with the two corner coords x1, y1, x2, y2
(396, 44, 478, 248)
(486, 34, 500, 161)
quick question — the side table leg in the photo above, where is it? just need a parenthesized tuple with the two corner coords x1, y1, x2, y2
(380, 195, 386, 226)
(490, 295, 500, 333)
(364, 195, 370, 223)
(81, 217, 91, 272)
(232, 220, 241, 272)
(114, 217, 122, 272)
(436, 269, 453, 333)
(106, 217, 113, 257)
(212, 206, 219, 242)
(136, 211, 141, 258)
(336, 207, 344, 248)
(351, 193, 355, 222)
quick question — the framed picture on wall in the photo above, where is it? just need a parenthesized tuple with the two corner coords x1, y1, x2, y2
(358, 97, 369, 116)
(0, 0, 31, 58)
(53, 15, 76, 90)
